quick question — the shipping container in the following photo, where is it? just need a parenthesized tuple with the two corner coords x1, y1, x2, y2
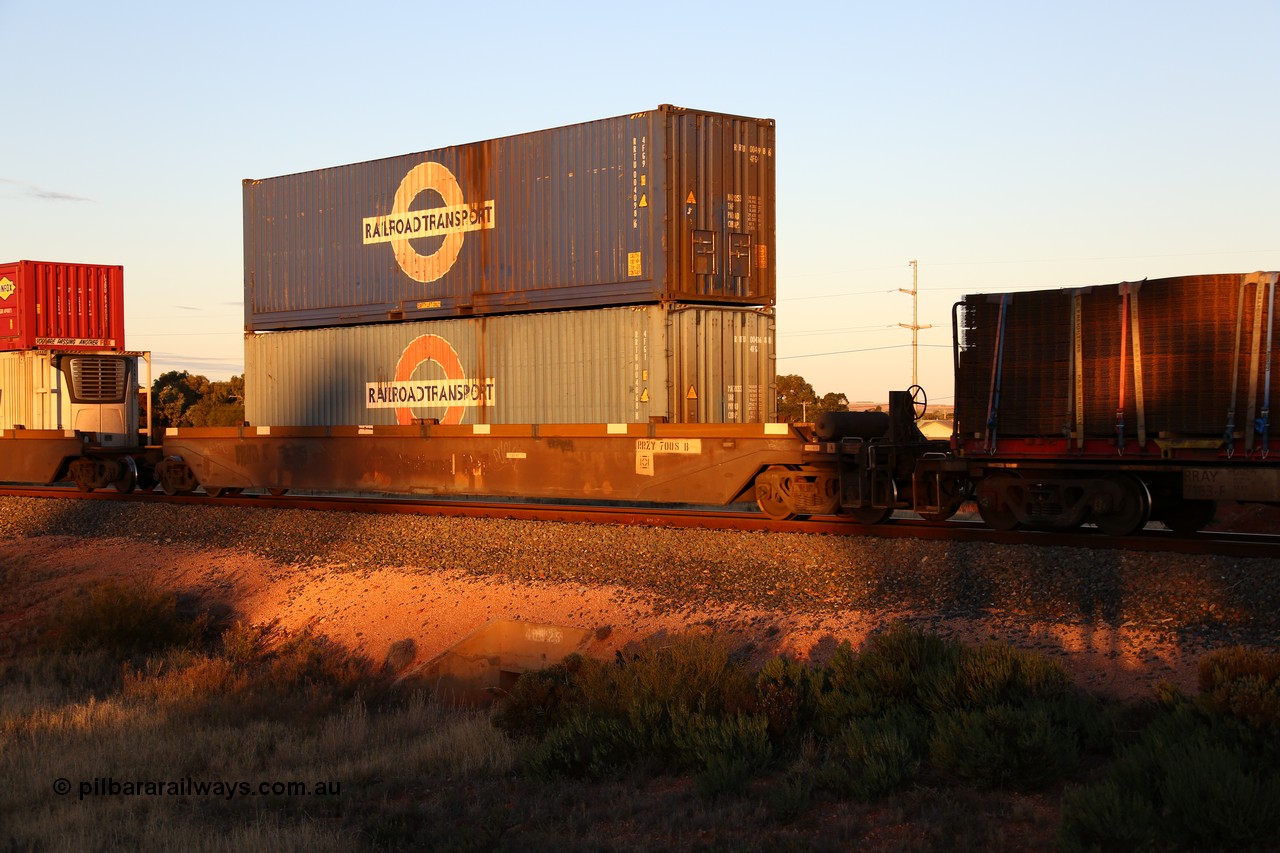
(245, 304, 775, 426)
(0, 261, 125, 351)
(955, 272, 1280, 445)
(0, 349, 140, 445)
(244, 104, 775, 331)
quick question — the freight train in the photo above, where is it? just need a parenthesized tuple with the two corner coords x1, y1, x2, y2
(6, 270, 1280, 536)
(3, 107, 1278, 535)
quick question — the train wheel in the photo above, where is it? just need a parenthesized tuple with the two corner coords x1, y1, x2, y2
(755, 466, 797, 521)
(1159, 499, 1217, 534)
(918, 504, 961, 523)
(975, 475, 1020, 531)
(1091, 475, 1152, 536)
(111, 457, 138, 494)
(848, 506, 893, 525)
(155, 457, 196, 497)
(266, 488, 289, 497)
(205, 486, 244, 498)
(917, 474, 964, 522)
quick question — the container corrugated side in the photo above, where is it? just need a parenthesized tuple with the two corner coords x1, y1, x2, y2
(0, 351, 44, 429)
(956, 272, 1280, 440)
(0, 261, 125, 352)
(245, 304, 775, 425)
(244, 104, 775, 331)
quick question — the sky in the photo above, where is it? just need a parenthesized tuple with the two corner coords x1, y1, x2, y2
(2, 1, 1277, 407)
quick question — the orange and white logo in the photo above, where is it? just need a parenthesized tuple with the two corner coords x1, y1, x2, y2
(365, 334, 495, 425)
(362, 162, 495, 283)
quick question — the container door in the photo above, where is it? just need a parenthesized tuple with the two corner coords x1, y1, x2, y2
(665, 109, 775, 306)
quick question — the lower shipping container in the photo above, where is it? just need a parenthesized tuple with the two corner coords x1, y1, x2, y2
(245, 304, 776, 426)
(0, 350, 140, 444)
(0, 261, 125, 352)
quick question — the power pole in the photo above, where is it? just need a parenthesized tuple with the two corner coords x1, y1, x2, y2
(899, 260, 932, 388)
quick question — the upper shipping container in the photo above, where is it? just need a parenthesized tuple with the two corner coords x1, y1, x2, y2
(244, 105, 776, 331)
(0, 261, 125, 352)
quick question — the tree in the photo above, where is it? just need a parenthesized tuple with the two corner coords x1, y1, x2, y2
(151, 371, 206, 434)
(187, 375, 245, 427)
(776, 374, 817, 422)
(815, 391, 850, 416)
(776, 374, 849, 422)
(150, 371, 245, 433)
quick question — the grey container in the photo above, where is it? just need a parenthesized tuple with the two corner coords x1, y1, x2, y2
(244, 104, 775, 331)
(245, 304, 776, 425)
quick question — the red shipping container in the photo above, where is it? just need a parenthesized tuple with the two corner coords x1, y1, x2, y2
(0, 261, 125, 352)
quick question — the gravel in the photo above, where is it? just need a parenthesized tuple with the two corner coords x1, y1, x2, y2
(1, 496, 1277, 653)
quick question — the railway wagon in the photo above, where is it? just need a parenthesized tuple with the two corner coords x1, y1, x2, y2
(952, 271, 1280, 533)
(0, 349, 153, 491)
(0, 261, 125, 352)
(245, 104, 776, 331)
(245, 303, 775, 427)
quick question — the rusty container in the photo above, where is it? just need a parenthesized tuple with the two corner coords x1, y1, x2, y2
(955, 271, 1280, 441)
(244, 303, 776, 425)
(0, 261, 125, 351)
(243, 104, 775, 331)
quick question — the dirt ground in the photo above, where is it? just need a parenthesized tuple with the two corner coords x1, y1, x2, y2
(0, 533, 1206, 703)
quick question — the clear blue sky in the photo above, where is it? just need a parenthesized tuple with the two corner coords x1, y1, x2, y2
(3, 1, 1277, 405)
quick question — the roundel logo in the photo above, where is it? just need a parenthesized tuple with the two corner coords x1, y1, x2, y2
(362, 162, 496, 283)
(358, 334, 495, 426)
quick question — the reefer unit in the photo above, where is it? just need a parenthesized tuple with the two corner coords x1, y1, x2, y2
(245, 304, 776, 426)
(0, 350, 140, 445)
(0, 261, 125, 351)
(955, 272, 1280, 445)
(244, 104, 776, 331)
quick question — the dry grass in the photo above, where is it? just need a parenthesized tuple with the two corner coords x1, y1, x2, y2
(0, 580, 1064, 852)
(1, 581, 522, 852)
(8, 577, 1277, 851)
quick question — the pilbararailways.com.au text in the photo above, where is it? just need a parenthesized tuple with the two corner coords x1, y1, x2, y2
(54, 777, 341, 801)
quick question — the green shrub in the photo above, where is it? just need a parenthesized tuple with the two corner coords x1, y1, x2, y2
(608, 633, 756, 718)
(1197, 646, 1280, 728)
(1159, 738, 1280, 845)
(814, 624, 959, 734)
(672, 710, 772, 773)
(492, 654, 592, 740)
(121, 626, 384, 723)
(766, 768, 814, 823)
(1060, 695, 1280, 850)
(930, 700, 1079, 789)
(48, 581, 210, 656)
(923, 640, 1073, 713)
(754, 655, 822, 745)
(1058, 779, 1160, 852)
(519, 713, 634, 779)
(818, 708, 924, 799)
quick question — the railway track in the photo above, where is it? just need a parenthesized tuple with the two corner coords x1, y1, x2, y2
(2, 485, 1276, 559)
